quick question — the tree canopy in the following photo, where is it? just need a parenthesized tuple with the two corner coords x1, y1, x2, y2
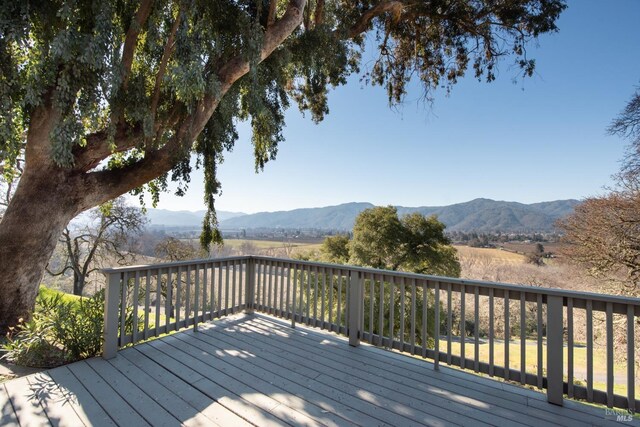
(0, 0, 565, 330)
(349, 206, 460, 276)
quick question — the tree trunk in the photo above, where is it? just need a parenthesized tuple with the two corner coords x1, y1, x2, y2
(0, 167, 81, 332)
(73, 272, 85, 296)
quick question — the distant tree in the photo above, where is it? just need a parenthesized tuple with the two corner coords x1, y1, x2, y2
(321, 235, 350, 264)
(350, 206, 460, 277)
(559, 88, 640, 291)
(155, 237, 201, 262)
(46, 197, 147, 295)
(400, 213, 461, 277)
(524, 241, 546, 266)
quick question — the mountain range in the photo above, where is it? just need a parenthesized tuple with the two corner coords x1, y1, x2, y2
(146, 198, 580, 233)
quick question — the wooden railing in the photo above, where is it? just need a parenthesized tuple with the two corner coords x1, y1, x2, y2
(103, 255, 640, 412)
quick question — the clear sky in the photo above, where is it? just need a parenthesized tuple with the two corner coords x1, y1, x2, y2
(149, 0, 640, 214)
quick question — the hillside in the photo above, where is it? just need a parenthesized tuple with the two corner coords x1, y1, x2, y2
(146, 209, 246, 228)
(217, 198, 579, 233)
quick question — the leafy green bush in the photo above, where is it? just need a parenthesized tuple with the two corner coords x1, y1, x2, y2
(2, 289, 105, 368)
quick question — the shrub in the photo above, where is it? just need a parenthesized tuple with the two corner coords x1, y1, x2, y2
(2, 288, 105, 368)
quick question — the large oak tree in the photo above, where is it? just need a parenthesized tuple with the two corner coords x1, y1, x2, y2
(0, 0, 565, 331)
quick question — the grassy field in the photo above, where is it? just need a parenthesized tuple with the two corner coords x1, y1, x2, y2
(221, 238, 323, 256)
(453, 245, 526, 264)
(437, 338, 638, 399)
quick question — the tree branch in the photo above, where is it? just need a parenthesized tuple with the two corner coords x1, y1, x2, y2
(121, 0, 155, 90)
(73, 125, 144, 172)
(150, 6, 182, 126)
(347, 1, 406, 38)
(267, 0, 278, 27)
(314, 0, 325, 26)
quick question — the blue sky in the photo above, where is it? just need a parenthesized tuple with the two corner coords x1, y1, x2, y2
(151, 0, 640, 214)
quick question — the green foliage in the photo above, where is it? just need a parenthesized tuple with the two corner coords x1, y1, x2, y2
(350, 206, 461, 277)
(320, 234, 350, 263)
(292, 268, 443, 348)
(2, 288, 105, 367)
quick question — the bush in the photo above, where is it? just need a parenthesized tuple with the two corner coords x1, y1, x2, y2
(2, 288, 105, 368)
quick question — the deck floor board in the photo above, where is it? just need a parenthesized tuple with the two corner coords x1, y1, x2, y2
(3, 313, 637, 427)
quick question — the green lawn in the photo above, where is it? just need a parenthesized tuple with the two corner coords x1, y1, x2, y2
(438, 338, 639, 399)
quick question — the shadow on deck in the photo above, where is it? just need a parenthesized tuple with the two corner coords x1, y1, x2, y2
(1, 313, 637, 426)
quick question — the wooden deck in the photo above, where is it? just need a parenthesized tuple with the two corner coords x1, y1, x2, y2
(1, 313, 637, 427)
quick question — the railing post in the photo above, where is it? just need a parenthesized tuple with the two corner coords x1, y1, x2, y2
(245, 257, 256, 314)
(547, 295, 564, 406)
(103, 272, 121, 359)
(348, 270, 363, 347)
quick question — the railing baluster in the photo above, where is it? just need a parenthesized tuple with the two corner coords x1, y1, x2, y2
(460, 284, 465, 369)
(291, 265, 298, 328)
(231, 260, 237, 313)
(217, 262, 222, 317)
(144, 270, 151, 340)
(286, 263, 292, 319)
(132, 271, 140, 344)
(193, 264, 200, 330)
(434, 281, 440, 369)
(321, 268, 326, 328)
(411, 279, 416, 355)
(303, 266, 309, 325)
(447, 283, 452, 365)
(338, 269, 343, 332)
(224, 261, 231, 316)
(389, 276, 395, 348)
(280, 262, 285, 317)
(176, 266, 182, 328)
(268, 261, 273, 314)
(185, 265, 191, 327)
(400, 277, 405, 350)
(305, 266, 311, 325)
(627, 304, 635, 413)
(520, 291, 526, 385)
(422, 280, 427, 359)
(567, 297, 573, 395)
(314, 267, 319, 326)
(165, 268, 173, 331)
(474, 286, 479, 373)
(504, 290, 510, 381)
(587, 299, 593, 402)
(378, 275, 384, 347)
(155, 268, 161, 336)
(344, 269, 350, 335)
(255, 262, 262, 312)
(120, 272, 128, 344)
(329, 268, 334, 329)
(202, 264, 208, 321)
(489, 287, 494, 377)
(606, 302, 614, 408)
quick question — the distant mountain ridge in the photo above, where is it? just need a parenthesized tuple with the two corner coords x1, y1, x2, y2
(146, 209, 245, 228)
(216, 198, 579, 233)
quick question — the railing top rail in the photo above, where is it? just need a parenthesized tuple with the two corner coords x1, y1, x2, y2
(101, 254, 640, 307)
(250, 255, 640, 307)
(100, 255, 251, 274)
